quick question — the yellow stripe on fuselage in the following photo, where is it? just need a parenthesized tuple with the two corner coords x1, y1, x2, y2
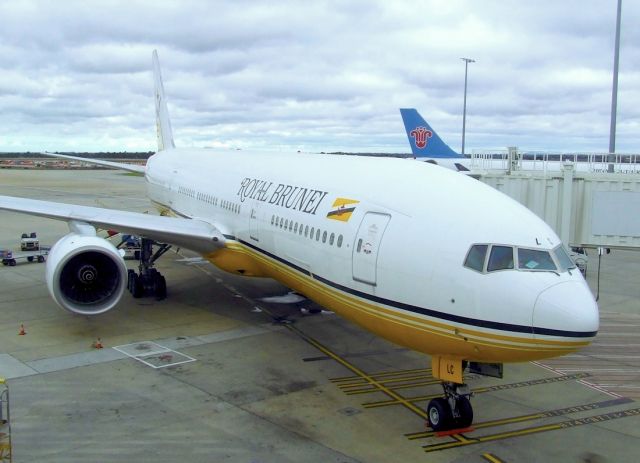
(205, 240, 590, 363)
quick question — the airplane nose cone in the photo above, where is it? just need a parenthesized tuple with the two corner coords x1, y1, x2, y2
(533, 281, 599, 338)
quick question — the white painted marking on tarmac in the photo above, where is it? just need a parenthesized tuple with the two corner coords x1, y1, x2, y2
(557, 368, 640, 372)
(564, 354, 640, 359)
(578, 380, 622, 398)
(113, 341, 196, 369)
(595, 385, 640, 389)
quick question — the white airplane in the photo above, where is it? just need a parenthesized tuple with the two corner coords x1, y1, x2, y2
(400, 108, 640, 174)
(0, 52, 599, 431)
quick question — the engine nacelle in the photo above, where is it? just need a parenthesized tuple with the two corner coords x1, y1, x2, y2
(45, 233, 127, 315)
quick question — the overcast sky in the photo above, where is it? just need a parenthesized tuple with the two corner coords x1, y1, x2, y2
(0, 0, 638, 154)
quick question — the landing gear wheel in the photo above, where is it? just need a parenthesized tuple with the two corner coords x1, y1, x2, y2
(126, 238, 171, 300)
(154, 274, 167, 300)
(427, 398, 452, 431)
(455, 396, 473, 428)
(131, 274, 143, 298)
(127, 269, 136, 292)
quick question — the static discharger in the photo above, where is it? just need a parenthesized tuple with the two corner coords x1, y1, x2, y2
(18, 324, 26, 336)
(93, 338, 104, 349)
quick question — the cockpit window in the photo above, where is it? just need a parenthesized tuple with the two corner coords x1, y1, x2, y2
(517, 248, 557, 271)
(553, 246, 577, 271)
(487, 246, 514, 272)
(464, 244, 488, 272)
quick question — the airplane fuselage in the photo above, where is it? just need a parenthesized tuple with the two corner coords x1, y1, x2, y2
(144, 148, 599, 363)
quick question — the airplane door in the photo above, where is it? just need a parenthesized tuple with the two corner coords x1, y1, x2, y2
(352, 212, 391, 285)
(249, 202, 260, 242)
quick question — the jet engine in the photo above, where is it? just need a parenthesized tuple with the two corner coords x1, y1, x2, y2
(45, 233, 127, 315)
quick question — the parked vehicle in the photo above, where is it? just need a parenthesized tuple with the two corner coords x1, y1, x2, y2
(1, 247, 49, 266)
(20, 232, 39, 251)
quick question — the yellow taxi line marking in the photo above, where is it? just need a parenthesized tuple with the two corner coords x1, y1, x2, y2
(336, 373, 432, 389)
(188, 258, 430, 420)
(423, 406, 640, 452)
(482, 453, 505, 463)
(282, 322, 430, 420)
(343, 379, 440, 395)
(364, 372, 590, 408)
(330, 368, 432, 383)
(406, 397, 631, 440)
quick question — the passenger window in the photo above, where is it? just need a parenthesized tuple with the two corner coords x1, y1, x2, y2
(337, 235, 343, 248)
(304, 225, 309, 237)
(294, 223, 298, 233)
(279, 218, 284, 228)
(322, 231, 327, 243)
(289, 221, 293, 232)
(518, 248, 557, 271)
(487, 246, 514, 272)
(271, 215, 275, 225)
(284, 219, 288, 229)
(310, 227, 314, 239)
(316, 229, 320, 241)
(329, 233, 335, 245)
(464, 244, 488, 272)
(357, 238, 362, 252)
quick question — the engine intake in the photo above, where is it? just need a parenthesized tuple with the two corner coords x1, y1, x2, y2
(46, 233, 127, 315)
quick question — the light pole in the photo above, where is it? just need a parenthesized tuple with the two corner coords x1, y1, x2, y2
(608, 0, 622, 173)
(461, 57, 475, 156)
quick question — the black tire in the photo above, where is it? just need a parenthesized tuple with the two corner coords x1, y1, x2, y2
(427, 398, 452, 431)
(127, 269, 136, 293)
(9, 259, 16, 267)
(455, 396, 473, 428)
(37, 255, 45, 263)
(27, 256, 34, 262)
(154, 274, 167, 300)
(132, 274, 143, 298)
(134, 250, 141, 260)
(2, 261, 7, 266)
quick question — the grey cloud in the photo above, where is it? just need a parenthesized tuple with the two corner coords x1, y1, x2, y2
(0, 0, 638, 153)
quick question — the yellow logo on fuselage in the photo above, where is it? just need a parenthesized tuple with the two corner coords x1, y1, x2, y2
(326, 198, 359, 222)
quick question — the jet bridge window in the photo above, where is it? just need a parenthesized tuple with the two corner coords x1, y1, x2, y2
(464, 244, 488, 272)
(518, 248, 557, 271)
(487, 246, 514, 272)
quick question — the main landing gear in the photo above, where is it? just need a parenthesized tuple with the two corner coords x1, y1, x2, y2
(127, 238, 171, 300)
(427, 381, 473, 431)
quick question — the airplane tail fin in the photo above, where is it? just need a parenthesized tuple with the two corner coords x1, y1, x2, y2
(152, 50, 175, 151)
(400, 108, 460, 158)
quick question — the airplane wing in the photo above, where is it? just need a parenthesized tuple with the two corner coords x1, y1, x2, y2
(41, 152, 146, 174)
(0, 195, 225, 253)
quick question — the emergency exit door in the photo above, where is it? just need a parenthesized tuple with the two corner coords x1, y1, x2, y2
(352, 212, 391, 285)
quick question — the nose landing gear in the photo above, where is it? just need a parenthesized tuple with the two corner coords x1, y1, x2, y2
(427, 382, 473, 431)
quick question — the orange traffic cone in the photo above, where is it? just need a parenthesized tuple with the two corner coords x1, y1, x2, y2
(93, 337, 104, 349)
(18, 324, 26, 335)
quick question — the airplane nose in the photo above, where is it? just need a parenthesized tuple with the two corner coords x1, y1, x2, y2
(533, 281, 599, 338)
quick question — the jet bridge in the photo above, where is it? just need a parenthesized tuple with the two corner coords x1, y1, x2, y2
(476, 163, 640, 250)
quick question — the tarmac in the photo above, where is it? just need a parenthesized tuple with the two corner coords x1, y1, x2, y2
(0, 169, 639, 462)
